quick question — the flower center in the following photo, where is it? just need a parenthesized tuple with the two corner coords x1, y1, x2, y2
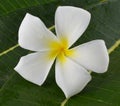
(57, 45, 73, 62)
(47, 38, 75, 63)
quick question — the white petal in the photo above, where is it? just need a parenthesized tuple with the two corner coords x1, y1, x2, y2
(71, 40, 109, 73)
(55, 6, 91, 47)
(55, 57, 91, 98)
(14, 51, 55, 85)
(19, 13, 57, 51)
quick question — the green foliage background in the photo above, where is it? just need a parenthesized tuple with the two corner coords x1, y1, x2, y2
(0, 0, 120, 105)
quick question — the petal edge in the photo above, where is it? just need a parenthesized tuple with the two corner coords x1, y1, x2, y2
(19, 13, 57, 51)
(71, 40, 109, 73)
(15, 51, 55, 85)
(55, 56, 91, 98)
(55, 6, 91, 47)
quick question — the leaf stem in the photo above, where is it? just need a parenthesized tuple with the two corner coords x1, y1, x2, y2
(108, 39, 120, 54)
(0, 44, 19, 56)
(49, 25, 55, 30)
(0, 25, 55, 57)
(61, 98, 69, 106)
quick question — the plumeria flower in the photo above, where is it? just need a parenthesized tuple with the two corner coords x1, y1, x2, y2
(15, 6, 109, 98)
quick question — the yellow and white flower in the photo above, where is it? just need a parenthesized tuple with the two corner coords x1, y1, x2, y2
(15, 6, 109, 98)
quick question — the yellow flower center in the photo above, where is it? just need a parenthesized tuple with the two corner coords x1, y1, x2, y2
(47, 37, 75, 63)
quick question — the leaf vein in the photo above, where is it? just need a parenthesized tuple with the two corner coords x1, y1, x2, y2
(0, 25, 55, 57)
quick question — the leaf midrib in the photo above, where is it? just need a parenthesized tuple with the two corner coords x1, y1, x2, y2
(0, 39, 119, 106)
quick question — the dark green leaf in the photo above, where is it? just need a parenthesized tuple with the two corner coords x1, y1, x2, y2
(0, 0, 120, 106)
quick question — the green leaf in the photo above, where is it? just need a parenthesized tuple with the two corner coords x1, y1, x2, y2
(0, 0, 58, 87)
(66, 46, 120, 106)
(0, 0, 120, 106)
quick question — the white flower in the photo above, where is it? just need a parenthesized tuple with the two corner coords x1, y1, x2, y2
(14, 6, 109, 98)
